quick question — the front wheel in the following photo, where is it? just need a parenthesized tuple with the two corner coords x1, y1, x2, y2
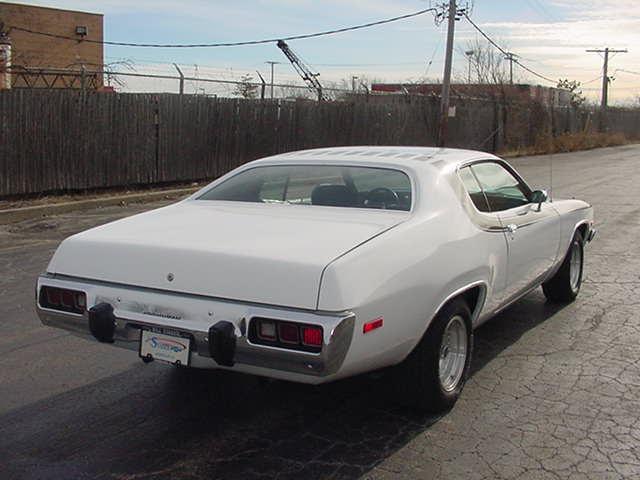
(543, 231, 584, 303)
(394, 298, 473, 412)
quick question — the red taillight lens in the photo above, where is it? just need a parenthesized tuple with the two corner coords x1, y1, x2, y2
(61, 290, 74, 308)
(40, 286, 86, 314)
(363, 317, 383, 334)
(46, 288, 61, 306)
(301, 326, 323, 347)
(278, 322, 299, 344)
(257, 319, 276, 341)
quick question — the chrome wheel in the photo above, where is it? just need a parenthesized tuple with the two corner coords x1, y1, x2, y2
(569, 242, 582, 292)
(438, 315, 468, 392)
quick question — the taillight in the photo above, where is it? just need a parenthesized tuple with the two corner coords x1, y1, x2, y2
(40, 286, 86, 315)
(278, 323, 299, 344)
(46, 288, 61, 306)
(257, 319, 276, 341)
(61, 290, 74, 308)
(250, 318, 322, 353)
(301, 326, 323, 347)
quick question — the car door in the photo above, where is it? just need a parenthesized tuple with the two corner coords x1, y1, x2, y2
(457, 166, 510, 317)
(469, 161, 561, 303)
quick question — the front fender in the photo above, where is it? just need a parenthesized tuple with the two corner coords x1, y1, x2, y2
(551, 199, 594, 251)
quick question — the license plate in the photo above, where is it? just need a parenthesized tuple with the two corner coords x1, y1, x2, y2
(139, 330, 191, 366)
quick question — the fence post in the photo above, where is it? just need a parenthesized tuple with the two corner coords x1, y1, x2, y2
(154, 95, 160, 182)
(173, 64, 184, 95)
(80, 64, 86, 93)
(256, 70, 266, 100)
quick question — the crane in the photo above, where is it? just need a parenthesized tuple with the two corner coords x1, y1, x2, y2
(276, 40, 324, 101)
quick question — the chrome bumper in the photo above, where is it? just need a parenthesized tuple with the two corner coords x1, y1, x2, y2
(36, 274, 355, 380)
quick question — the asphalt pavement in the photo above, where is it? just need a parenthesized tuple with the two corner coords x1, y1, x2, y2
(1, 144, 640, 479)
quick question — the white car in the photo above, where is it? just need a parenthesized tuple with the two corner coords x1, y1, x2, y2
(36, 147, 595, 412)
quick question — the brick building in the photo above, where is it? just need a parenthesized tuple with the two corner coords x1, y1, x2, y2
(371, 83, 572, 107)
(0, 2, 103, 89)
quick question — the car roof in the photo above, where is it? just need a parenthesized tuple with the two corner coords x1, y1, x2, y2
(259, 146, 499, 169)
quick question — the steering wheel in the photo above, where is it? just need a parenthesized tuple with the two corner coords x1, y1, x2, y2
(365, 187, 400, 209)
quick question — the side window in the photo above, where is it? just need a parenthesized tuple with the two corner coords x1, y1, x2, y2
(459, 167, 490, 212)
(470, 162, 530, 211)
(259, 172, 288, 202)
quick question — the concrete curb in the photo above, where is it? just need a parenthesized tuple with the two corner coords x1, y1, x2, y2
(0, 187, 199, 225)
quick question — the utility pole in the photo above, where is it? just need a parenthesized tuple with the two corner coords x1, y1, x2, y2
(265, 61, 280, 99)
(438, 0, 456, 147)
(586, 48, 627, 130)
(504, 52, 516, 84)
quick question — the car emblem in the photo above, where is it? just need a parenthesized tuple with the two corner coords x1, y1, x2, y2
(167, 273, 174, 282)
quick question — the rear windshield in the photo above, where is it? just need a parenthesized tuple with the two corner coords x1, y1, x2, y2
(197, 165, 412, 211)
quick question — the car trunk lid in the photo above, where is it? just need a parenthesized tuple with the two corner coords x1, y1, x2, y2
(48, 201, 408, 310)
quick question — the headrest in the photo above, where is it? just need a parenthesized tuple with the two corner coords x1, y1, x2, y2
(311, 184, 357, 207)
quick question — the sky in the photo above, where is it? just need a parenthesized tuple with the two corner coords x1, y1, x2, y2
(8, 0, 640, 104)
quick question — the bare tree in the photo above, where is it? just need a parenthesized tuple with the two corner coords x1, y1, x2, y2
(463, 38, 511, 85)
(323, 74, 385, 100)
(233, 74, 258, 99)
(276, 84, 315, 100)
(557, 79, 586, 108)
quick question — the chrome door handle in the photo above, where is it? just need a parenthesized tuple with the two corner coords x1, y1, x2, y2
(505, 224, 518, 233)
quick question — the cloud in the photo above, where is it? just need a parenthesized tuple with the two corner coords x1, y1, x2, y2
(458, 9, 639, 104)
(11, 0, 639, 104)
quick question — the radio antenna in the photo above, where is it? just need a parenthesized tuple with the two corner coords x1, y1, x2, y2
(548, 149, 553, 201)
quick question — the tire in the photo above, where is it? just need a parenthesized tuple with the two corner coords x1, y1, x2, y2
(542, 231, 584, 303)
(394, 297, 473, 413)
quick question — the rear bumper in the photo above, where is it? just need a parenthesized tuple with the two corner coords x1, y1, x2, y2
(36, 274, 355, 384)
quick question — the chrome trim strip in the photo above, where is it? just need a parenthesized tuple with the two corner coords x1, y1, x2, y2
(36, 275, 355, 377)
(433, 280, 488, 328)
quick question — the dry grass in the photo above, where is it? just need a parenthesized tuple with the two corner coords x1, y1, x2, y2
(501, 131, 630, 157)
(0, 181, 205, 211)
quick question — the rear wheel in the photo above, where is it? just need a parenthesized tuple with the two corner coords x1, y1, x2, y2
(543, 231, 584, 303)
(394, 298, 473, 412)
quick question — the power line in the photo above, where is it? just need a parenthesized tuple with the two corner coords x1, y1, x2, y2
(8, 8, 436, 48)
(513, 60, 556, 84)
(316, 61, 428, 67)
(524, 0, 559, 23)
(616, 68, 640, 76)
(106, 55, 432, 70)
(425, 24, 444, 78)
(583, 75, 603, 84)
(461, 12, 557, 84)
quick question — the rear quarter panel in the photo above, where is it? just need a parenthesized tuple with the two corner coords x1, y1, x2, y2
(317, 169, 505, 380)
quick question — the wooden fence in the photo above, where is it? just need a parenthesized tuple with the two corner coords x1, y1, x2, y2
(1, 90, 638, 197)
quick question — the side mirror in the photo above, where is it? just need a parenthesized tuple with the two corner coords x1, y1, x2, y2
(530, 189, 548, 211)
